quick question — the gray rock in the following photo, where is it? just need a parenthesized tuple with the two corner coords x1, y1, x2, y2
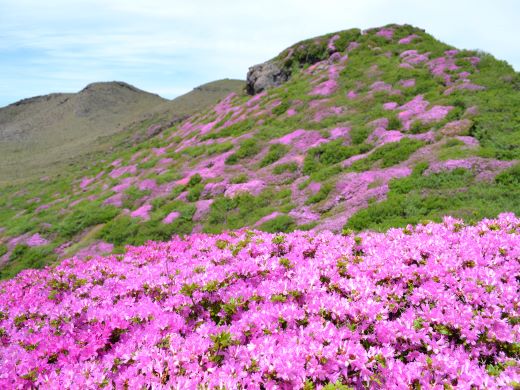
(246, 61, 290, 95)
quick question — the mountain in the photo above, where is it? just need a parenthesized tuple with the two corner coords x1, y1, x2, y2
(0, 24, 519, 279)
(0, 79, 244, 184)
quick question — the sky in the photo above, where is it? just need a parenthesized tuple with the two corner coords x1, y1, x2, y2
(0, 0, 518, 107)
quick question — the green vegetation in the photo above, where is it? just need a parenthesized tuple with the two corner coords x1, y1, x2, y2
(495, 162, 520, 187)
(260, 144, 290, 167)
(204, 189, 293, 233)
(0, 244, 57, 280)
(258, 215, 296, 233)
(230, 174, 249, 184)
(1, 24, 520, 280)
(305, 183, 333, 205)
(56, 202, 119, 239)
(303, 140, 371, 176)
(99, 201, 196, 247)
(273, 162, 299, 175)
(349, 139, 425, 172)
(122, 187, 150, 209)
(225, 138, 262, 164)
(345, 166, 520, 231)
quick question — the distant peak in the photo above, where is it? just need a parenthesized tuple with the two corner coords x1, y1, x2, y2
(80, 81, 143, 94)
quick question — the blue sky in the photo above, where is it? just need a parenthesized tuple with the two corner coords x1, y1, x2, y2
(0, 0, 518, 107)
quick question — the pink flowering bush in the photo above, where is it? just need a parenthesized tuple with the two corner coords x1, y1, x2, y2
(1, 215, 519, 388)
(310, 80, 338, 96)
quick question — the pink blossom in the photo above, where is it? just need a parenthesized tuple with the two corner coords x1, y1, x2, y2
(0, 215, 518, 388)
(310, 80, 338, 96)
(254, 212, 283, 226)
(398, 34, 418, 44)
(383, 102, 399, 110)
(162, 211, 181, 224)
(79, 177, 94, 190)
(224, 180, 265, 198)
(109, 165, 137, 179)
(138, 179, 157, 191)
(399, 79, 415, 88)
(130, 204, 152, 220)
(329, 127, 350, 140)
(193, 199, 213, 221)
(347, 90, 357, 99)
(112, 178, 134, 193)
(376, 27, 394, 39)
(327, 34, 340, 52)
(286, 108, 297, 117)
(26, 233, 49, 247)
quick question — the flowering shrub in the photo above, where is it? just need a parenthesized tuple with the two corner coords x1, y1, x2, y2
(0, 215, 519, 388)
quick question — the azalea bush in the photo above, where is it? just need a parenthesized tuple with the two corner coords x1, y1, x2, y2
(0, 215, 518, 388)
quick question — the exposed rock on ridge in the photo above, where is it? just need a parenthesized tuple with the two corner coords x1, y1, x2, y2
(246, 61, 290, 95)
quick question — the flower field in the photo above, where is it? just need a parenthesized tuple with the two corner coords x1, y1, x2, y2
(0, 215, 518, 388)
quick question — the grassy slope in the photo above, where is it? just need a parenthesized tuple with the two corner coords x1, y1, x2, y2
(0, 79, 244, 184)
(0, 24, 519, 279)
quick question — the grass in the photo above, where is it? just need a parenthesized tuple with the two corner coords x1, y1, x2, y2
(349, 139, 425, 172)
(55, 202, 119, 239)
(303, 140, 371, 176)
(258, 215, 296, 233)
(259, 144, 290, 167)
(225, 138, 262, 165)
(0, 244, 57, 280)
(203, 189, 294, 233)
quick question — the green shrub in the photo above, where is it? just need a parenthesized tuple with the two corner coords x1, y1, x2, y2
(122, 187, 150, 210)
(345, 168, 520, 231)
(387, 114, 402, 130)
(1, 244, 57, 279)
(495, 163, 520, 187)
(348, 126, 371, 145)
(56, 202, 119, 239)
(187, 183, 204, 202)
(204, 189, 293, 233)
(98, 216, 140, 246)
(272, 101, 290, 116)
(273, 162, 299, 175)
(230, 174, 249, 184)
(260, 144, 289, 167)
(156, 171, 182, 185)
(188, 174, 202, 187)
(258, 215, 296, 233)
(305, 183, 333, 205)
(303, 140, 370, 175)
(225, 139, 261, 165)
(350, 138, 425, 172)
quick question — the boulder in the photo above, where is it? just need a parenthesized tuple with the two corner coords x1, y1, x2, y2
(246, 61, 290, 95)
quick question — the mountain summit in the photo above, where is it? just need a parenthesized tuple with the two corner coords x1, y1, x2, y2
(0, 24, 519, 278)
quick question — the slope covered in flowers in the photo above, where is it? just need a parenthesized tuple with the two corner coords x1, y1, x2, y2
(1, 23, 519, 278)
(0, 215, 518, 388)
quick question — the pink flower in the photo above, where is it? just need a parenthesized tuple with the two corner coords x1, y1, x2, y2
(130, 204, 152, 220)
(163, 211, 180, 224)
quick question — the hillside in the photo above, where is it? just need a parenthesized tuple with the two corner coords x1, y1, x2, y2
(0, 24, 519, 279)
(0, 79, 244, 184)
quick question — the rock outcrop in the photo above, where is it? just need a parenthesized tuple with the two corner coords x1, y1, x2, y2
(246, 61, 290, 95)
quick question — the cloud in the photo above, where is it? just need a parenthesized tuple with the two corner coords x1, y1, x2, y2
(0, 0, 519, 106)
